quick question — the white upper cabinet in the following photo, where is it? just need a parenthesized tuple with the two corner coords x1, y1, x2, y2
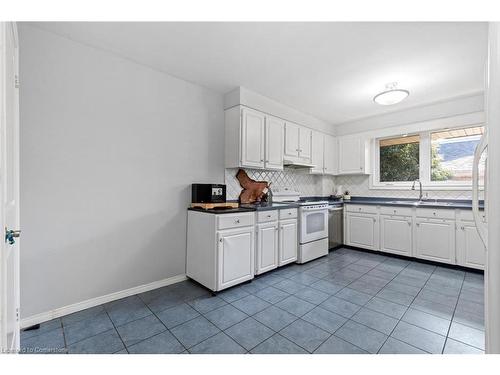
(284, 122, 312, 163)
(241, 108, 265, 168)
(299, 127, 312, 161)
(310, 131, 324, 174)
(264, 116, 284, 170)
(324, 134, 338, 175)
(284, 122, 300, 160)
(337, 136, 370, 174)
(225, 106, 283, 170)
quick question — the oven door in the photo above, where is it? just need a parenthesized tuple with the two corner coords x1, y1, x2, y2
(300, 207, 328, 244)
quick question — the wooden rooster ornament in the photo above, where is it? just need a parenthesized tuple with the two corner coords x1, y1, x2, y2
(236, 169, 269, 204)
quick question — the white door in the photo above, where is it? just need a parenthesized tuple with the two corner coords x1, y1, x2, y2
(346, 213, 379, 250)
(414, 219, 455, 264)
(310, 131, 324, 174)
(256, 222, 278, 274)
(298, 127, 312, 161)
(279, 219, 297, 266)
(324, 135, 338, 175)
(284, 122, 299, 159)
(217, 227, 254, 290)
(380, 215, 412, 256)
(338, 137, 363, 174)
(241, 108, 265, 169)
(0, 22, 20, 353)
(264, 116, 284, 170)
(457, 221, 486, 270)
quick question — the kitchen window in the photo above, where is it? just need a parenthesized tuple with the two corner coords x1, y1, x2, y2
(379, 135, 420, 182)
(372, 125, 485, 189)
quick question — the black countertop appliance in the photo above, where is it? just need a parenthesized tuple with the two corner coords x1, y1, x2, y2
(191, 183, 226, 203)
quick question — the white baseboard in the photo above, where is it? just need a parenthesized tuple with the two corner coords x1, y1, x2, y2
(20, 274, 187, 329)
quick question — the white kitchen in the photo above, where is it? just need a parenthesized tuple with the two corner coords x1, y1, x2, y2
(1, 4, 500, 369)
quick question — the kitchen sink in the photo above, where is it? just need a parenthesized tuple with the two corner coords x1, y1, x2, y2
(387, 200, 419, 205)
(386, 200, 453, 206)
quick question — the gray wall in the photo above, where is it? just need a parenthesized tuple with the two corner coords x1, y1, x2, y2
(18, 25, 224, 318)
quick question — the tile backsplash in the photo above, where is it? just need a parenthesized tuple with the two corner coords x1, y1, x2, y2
(225, 169, 481, 201)
(225, 168, 335, 200)
(335, 175, 482, 200)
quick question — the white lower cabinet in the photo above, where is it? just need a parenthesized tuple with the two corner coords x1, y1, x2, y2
(380, 215, 412, 256)
(187, 211, 255, 292)
(344, 204, 485, 270)
(256, 222, 279, 274)
(345, 212, 379, 251)
(456, 220, 486, 270)
(279, 218, 298, 266)
(217, 227, 255, 290)
(414, 218, 455, 264)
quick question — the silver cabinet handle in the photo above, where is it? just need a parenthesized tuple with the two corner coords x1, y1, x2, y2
(267, 214, 271, 218)
(235, 219, 240, 224)
(219, 238, 223, 243)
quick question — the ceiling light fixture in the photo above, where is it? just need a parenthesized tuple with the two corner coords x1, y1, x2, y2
(373, 82, 409, 106)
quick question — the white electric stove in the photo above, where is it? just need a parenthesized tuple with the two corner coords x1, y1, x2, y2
(273, 189, 329, 263)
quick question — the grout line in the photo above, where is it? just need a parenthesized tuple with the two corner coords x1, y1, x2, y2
(29, 247, 484, 354)
(441, 271, 466, 354)
(102, 308, 129, 354)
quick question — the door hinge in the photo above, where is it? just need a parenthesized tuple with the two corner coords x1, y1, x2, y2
(14, 74, 19, 89)
(16, 308, 19, 321)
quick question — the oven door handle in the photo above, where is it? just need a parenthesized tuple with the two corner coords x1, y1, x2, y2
(303, 207, 328, 212)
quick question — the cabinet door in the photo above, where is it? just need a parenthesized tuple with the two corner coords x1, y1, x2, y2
(457, 221, 486, 270)
(414, 219, 455, 264)
(299, 127, 312, 161)
(345, 212, 379, 250)
(241, 108, 265, 168)
(310, 131, 324, 174)
(256, 222, 279, 274)
(324, 135, 338, 175)
(284, 122, 300, 159)
(380, 215, 412, 256)
(265, 116, 284, 170)
(217, 227, 255, 290)
(279, 219, 298, 266)
(338, 137, 364, 174)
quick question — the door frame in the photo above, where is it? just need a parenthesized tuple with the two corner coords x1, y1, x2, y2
(0, 21, 20, 353)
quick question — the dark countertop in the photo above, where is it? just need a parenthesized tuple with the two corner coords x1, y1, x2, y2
(187, 207, 256, 214)
(187, 201, 299, 214)
(240, 202, 299, 211)
(343, 196, 484, 210)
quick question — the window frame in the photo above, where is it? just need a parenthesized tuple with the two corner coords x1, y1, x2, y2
(371, 125, 485, 190)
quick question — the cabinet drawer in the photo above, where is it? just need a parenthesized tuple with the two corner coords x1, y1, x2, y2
(217, 212, 255, 230)
(345, 204, 378, 214)
(459, 210, 486, 223)
(279, 208, 298, 220)
(379, 206, 413, 216)
(257, 210, 279, 223)
(416, 208, 455, 220)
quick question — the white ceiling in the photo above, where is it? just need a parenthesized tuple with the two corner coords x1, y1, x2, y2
(29, 22, 488, 125)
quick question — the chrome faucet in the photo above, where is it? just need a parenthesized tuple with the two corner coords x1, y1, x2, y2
(411, 179, 423, 201)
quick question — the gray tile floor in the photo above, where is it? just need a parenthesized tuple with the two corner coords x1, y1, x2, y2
(20, 247, 485, 354)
